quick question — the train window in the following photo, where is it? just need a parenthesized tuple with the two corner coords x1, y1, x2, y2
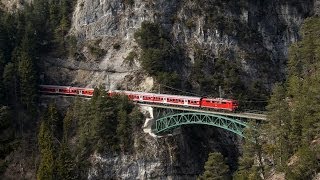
(222, 102, 227, 104)
(206, 100, 210, 103)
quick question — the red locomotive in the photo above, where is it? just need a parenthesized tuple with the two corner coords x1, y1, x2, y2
(39, 85, 238, 111)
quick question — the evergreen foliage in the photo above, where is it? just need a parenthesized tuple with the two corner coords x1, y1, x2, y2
(265, 84, 292, 168)
(18, 50, 37, 111)
(56, 142, 77, 180)
(134, 21, 183, 89)
(241, 16, 320, 179)
(198, 152, 230, 180)
(37, 120, 55, 180)
(234, 124, 265, 180)
(45, 104, 62, 140)
(63, 108, 74, 141)
(0, 0, 77, 177)
(285, 145, 320, 179)
(2, 63, 17, 105)
(74, 87, 144, 155)
(116, 109, 131, 152)
(0, 106, 14, 175)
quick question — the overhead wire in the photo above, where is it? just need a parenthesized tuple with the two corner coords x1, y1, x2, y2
(159, 83, 202, 97)
(159, 84, 269, 103)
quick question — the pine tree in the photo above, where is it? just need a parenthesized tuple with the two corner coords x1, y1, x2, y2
(37, 120, 55, 180)
(2, 62, 17, 105)
(0, 50, 5, 76)
(116, 109, 131, 152)
(46, 104, 62, 140)
(234, 124, 264, 180)
(48, 0, 61, 33)
(285, 146, 320, 180)
(129, 106, 144, 130)
(266, 84, 292, 167)
(18, 50, 37, 111)
(63, 108, 74, 141)
(198, 152, 230, 180)
(92, 87, 117, 152)
(20, 21, 37, 59)
(0, 106, 14, 160)
(32, 0, 50, 50)
(56, 142, 77, 180)
(77, 100, 94, 152)
(53, 0, 71, 56)
(0, 51, 6, 104)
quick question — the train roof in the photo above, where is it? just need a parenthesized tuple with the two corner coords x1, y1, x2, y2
(40, 85, 94, 90)
(112, 90, 201, 100)
(202, 97, 237, 102)
(112, 90, 237, 102)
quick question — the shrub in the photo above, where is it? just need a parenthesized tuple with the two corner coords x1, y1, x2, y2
(123, 0, 134, 7)
(124, 51, 137, 66)
(113, 43, 121, 50)
(87, 39, 105, 58)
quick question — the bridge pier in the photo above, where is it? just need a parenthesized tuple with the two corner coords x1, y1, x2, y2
(139, 105, 159, 137)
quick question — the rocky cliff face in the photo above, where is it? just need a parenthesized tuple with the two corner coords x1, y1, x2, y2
(87, 125, 240, 179)
(41, 0, 315, 91)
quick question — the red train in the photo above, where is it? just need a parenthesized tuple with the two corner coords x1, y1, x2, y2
(39, 85, 94, 97)
(39, 85, 239, 111)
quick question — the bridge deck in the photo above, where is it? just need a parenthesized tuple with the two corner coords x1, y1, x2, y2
(139, 104, 267, 121)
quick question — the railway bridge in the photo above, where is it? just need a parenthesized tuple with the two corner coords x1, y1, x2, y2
(39, 85, 267, 138)
(139, 104, 266, 138)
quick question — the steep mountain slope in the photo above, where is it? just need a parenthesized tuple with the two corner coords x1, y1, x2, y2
(43, 0, 314, 93)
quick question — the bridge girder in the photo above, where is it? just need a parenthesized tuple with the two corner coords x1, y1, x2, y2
(152, 112, 249, 137)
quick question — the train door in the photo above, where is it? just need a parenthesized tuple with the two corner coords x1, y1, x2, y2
(163, 98, 167, 103)
(139, 95, 143, 102)
(184, 99, 188, 105)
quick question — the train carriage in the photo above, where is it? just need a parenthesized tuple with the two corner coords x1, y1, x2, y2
(154, 94, 201, 107)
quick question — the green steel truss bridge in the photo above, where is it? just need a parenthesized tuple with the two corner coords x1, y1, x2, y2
(139, 104, 266, 138)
